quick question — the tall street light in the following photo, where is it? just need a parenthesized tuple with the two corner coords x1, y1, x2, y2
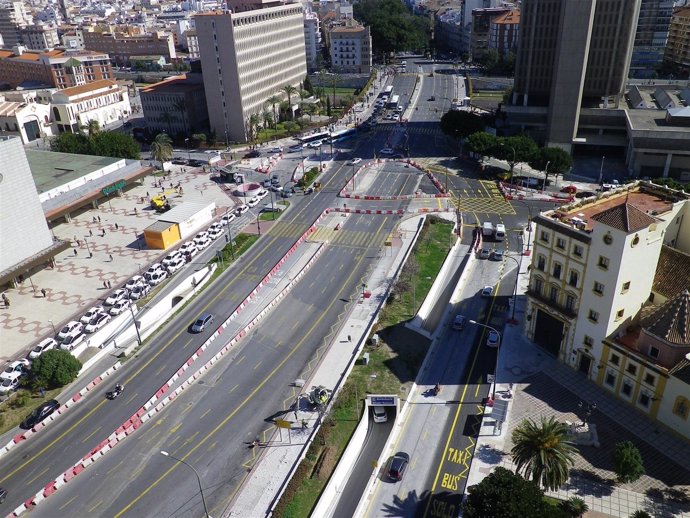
(511, 199, 533, 255)
(160, 451, 210, 518)
(48, 319, 56, 335)
(185, 138, 190, 163)
(504, 254, 522, 325)
(469, 320, 501, 401)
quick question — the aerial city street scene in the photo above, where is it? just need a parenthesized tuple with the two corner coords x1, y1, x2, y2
(1, 0, 690, 516)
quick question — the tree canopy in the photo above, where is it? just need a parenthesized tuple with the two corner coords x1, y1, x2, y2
(50, 130, 140, 160)
(527, 146, 573, 179)
(440, 110, 486, 140)
(463, 467, 553, 518)
(353, 0, 431, 54)
(30, 349, 82, 389)
(150, 132, 173, 169)
(612, 441, 645, 483)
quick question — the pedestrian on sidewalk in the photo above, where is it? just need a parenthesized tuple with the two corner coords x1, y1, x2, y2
(115, 223, 119, 230)
(107, 280, 111, 289)
(98, 216, 101, 223)
(101, 229, 106, 237)
(73, 249, 78, 257)
(89, 229, 93, 237)
(40, 288, 46, 298)
(2, 294, 9, 307)
(92, 216, 97, 223)
(134, 208, 138, 215)
(109, 254, 113, 262)
(103, 281, 108, 289)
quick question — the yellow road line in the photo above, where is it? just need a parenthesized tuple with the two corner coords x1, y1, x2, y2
(114, 217, 388, 518)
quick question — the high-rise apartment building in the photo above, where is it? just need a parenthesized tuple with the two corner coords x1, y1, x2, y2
(18, 24, 60, 50)
(512, 0, 641, 152)
(195, 4, 307, 143)
(303, 10, 322, 72)
(665, 6, 690, 73)
(630, 0, 674, 78)
(0, 2, 29, 48)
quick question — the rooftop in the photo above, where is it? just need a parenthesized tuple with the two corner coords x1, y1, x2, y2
(58, 79, 117, 97)
(491, 9, 520, 25)
(654, 246, 690, 300)
(25, 150, 122, 194)
(642, 290, 690, 346)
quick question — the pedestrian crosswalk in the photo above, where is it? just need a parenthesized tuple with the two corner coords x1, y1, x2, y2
(309, 227, 387, 248)
(372, 125, 443, 137)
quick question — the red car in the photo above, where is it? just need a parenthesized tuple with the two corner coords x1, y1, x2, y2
(561, 185, 577, 194)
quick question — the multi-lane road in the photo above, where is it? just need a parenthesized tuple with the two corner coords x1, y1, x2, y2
(0, 61, 540, 516)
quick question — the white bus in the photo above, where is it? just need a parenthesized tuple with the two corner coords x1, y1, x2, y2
(387, 95, 400, 109)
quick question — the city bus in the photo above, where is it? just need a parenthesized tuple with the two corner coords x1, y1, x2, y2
(387, 95, 400, 110)
(296, 130, 331, 148)
(379, 85, 394, 98)
(330, 128, 358, 142)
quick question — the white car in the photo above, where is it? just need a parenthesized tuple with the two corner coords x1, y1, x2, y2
(270, 185, 283, 193)
(257, 189, 269, 200)
(0, 376, 21, 394)
(481, 286, 494, 297)
(129, 283, 151, 300)
(194, 234, 212, 250)
(80, 306, 105, 325)
(105, 289, 129, 307)
(208, 225, 224, 240)
(1, 360, 30, 381)
(179, 241, 199, 258)
(85, 313, 111, 333)
(235, 205, 249, 216)
(247, 196, 260, 208)
(221, 213, 236, 226)
(308, 140, 323, 148)
(145, 270, 168, 286)
(125, 276, 146, 291)
(146, 263, 165, 276)
(161, 252, 183, 268)
(350, 158, 362, 165)
(60, 332, 85, 350)
(385, 114, 394, 121)
(269, 146, 283, 153)
(109, 299, 132, 316)
(57, 321, 84, 340)
(379, 148, 394, 155)
(29, 338, 58, 359)
(166, 256, 186, 274)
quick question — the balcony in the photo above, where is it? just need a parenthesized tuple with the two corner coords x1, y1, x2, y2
(526, 288, 578, 319)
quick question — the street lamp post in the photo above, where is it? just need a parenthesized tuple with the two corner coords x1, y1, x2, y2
(469, 320, 501, 401)
(160, 451, 210, 518)
(185, 138, 190, 163)
(543, 160, 551, 191)
(578, 401, 597, 427)
(129, 303, 142, 345)
(504, 254, 522, 325)
(48, 319, 56, 335)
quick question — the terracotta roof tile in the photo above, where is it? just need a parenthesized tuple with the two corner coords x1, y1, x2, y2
(642, 289, 690, 346)
(59, 79, 117, 97)
(669, 358, 690, 384)
(654, 246, 690, 299)
(492, 9, 520, 24)
(591, 202, 658, 233)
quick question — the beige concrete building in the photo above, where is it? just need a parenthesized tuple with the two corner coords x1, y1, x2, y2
(82, 30, 176, 66)
(18, 24, 59, 50)
(51, 79, 131, 133)
(140, 74, 208, 137)
(195, 4, 307, 143)
(329, 22, 372, 74)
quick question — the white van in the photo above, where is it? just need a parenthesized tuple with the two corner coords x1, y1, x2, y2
(495, 224, 506, 241)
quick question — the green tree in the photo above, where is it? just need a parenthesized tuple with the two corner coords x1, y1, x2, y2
(353, 0, 431, 54)
(303, 74, 313, 94)
(192, 132, 206, 145)
(612, 441, 645, 483)
(82, 119, 101, 137)
(150, 132, 173, 170)
(630, 511, 652, 518)
(559, 497, 589, 518)
(262, 110, 273, 140)
(90, 131, 140, 159)
(511, 415, 576, 491)
(50, 132, 92, 154)
(440, 110, 486, 140)
(496, 135, 540, 173)
(266, 95, 282, 127)
(30, 349, 82, 389)
(247, 113, 261, 143)
(481, 48, 500, 73)
(282, 84, 298, 120)
(528, 146, 573, 184)
(173, 98, 188, 136)
(283, 121, 299, 135)
(463, 466, 549, 518)
(465, 131, 498, 158)
(326, 96, 331, 116)
(158, 112, 175, 135)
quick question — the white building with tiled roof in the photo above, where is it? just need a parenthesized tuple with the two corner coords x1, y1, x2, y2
(50, 79, 131, 133)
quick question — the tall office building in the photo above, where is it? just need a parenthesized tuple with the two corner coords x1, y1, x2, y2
(195, 3, 307, 143)
(512, 0, 641, 152)
(630, 0, 674, 78)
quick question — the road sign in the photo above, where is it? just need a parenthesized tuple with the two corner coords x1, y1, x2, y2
(370, 396, 395, 406)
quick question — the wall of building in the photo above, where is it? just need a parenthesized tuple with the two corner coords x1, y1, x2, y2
(657, 376, 690, 440)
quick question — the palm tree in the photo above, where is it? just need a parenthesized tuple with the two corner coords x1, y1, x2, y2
(511, 415, 576, 491)
(247, 113, 261, 143)
(282, 84, 298, 120)
(266, 95, 281, 127)
(158, 112, 175, 136)
(82, 119, 100, 136)
(262, 110, 273, 140)
(150, 132, 173, 170)
(173, 98, 187, 137)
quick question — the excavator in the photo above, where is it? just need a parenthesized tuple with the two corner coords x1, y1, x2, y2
(150, 190, 176, 212)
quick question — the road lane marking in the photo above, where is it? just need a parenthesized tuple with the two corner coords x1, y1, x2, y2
(154, 364, 167, 376)
(107, 460, 124, 476)
(200, 409, 211, 420)
(235, 355, 245, 365)
(81, 426, 102, 444)
(113, 216, 389, 518)
(88, 501, 103, 513)
(253, 361, 262, 370)
(228, 384, 238, 394)
(59, 495, 78, 510)
(126, 392, 138, 404)
(26, 467, 49, 485)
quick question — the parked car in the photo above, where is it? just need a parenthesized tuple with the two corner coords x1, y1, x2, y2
(247, 196, 260, 208)
(80, 306, 106, 325)
(57, 321, 84, 340)
(270, 185, 283, 193)
(491, 249, 504, 261)
(452, 314, 466, 330)
(29, 338, 58, 359)
(104, 289, 129, 307)
(269, 146, 283, 153)
(561, 185, 577, 194)
(20, 399, 60, 429)
(221, 213, 236, 226)
(193, 234, 212, 250)
(145, 270, 168, 286)
(479, 248, 491, 259)
(109, 299, 132, 316)
(166, 256, 186, 275)
(372, 406, 388, 423)
(487, 330, 500, 348)
(145, 263, 165, 276)
(59, 331, 85, 350)
(0, 376, 21, 394)
(350, 157, 362, 165)
(162, 252, 183, 268)
(124, 276, 146, 292)
(180, 241, 199, 258)
(85, 313, 111, 333)
(257, 189, 269, 200)
(208, 224, 224, 240)
(235, 205, 249, 216)
(481, 286, 494, 297)
(1, 360, 30, 381)
(387, 452, 410, 481)
(129, 283, 151, 300)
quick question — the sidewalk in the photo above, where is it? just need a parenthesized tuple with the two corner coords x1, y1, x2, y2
(466, 230, 690, 518)
(225, 214, 425, 517)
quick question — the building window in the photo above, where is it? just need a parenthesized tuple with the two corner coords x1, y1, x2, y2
(605, 371, 616, 387)
(622, 281, 630, 293)
(584, 335, 593, 346)
(649, 346, 659, 359)
(593, 282, 604, 295)
(598, 256, 609, 270)
(537, 256, 546, 271)
(553, 263, 562, 279)
(610, 354, 620, 366)
(568, 271, 578, 287)
(615, 309, 624, 320)
(556, 237, 566, 250)
(534, 277, 543, 294)
(639, 392, 651, 408)
(626, 364, 637, 376)
(588, 310, 599, 323)
(621, 380, 633, 397)
(644, 373, 656, 386)
(549, 286, 558, 302)
(565, 294, 575, 310)
(540, 231, 549, 243)
(673, 397, 690, 420)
